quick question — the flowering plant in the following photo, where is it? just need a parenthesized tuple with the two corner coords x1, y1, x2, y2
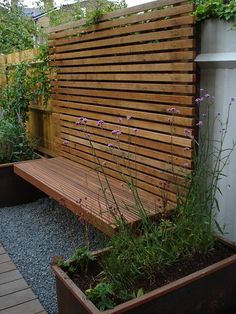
(60, 92, 236, 310)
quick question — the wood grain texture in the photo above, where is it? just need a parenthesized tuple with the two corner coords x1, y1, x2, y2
(14, 157, 173, 236)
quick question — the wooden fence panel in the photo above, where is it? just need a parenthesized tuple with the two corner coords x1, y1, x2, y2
(47, 0, 196, 210)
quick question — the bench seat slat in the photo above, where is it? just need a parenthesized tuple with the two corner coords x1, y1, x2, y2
(14, 157, 163, 236)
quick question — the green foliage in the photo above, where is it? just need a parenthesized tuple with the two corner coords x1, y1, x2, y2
(0, 112, 36, 163)
(1, 46, 51, 123)
(1, 62, 30, 123)
(193, 0, 236, 22)
(97, 97, 236, 302)
(47, 0, 126, 27)
(0, 1, 36, 54)
(86, 283, 115, 311)
(85, 0, 127, 26)
(67, 95, 236, 310)
(29, 45, 51, 106)
(57, 247, 95, 274)
(49, 2, 84, 27)
(0, 45, 50, 163)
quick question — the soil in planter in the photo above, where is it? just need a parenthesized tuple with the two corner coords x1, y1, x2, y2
(69, 241, 236, 307)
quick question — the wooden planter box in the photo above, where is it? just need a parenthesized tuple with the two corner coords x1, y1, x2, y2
(52, 240, 236, 314)
(0, 163, 45, 207)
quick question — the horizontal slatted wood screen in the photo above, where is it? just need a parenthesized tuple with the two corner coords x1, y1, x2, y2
(48, 0, 196, 212)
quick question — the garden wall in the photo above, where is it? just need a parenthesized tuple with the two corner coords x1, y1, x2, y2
(48, 0, 196, 210)
(196, 20, 236, 241)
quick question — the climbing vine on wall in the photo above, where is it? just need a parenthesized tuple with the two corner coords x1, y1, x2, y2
(193, 0, 236, 22)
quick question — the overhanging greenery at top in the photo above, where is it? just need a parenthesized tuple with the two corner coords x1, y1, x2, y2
(193, 0, 236, 22)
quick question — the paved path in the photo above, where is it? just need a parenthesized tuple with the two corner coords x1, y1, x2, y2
(0, 244, 46, 314)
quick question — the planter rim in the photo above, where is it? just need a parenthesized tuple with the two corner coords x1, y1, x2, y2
(52, 237, 236, 314)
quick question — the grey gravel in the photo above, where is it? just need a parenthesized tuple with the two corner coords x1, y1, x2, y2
(0, 198, 108, 314)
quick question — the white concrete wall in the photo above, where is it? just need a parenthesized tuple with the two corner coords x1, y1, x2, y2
(196, 20, 236, 241)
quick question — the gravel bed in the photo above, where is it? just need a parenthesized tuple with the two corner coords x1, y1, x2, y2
(0, 198, 108, 314)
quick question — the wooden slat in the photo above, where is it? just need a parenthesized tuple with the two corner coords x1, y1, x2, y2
(58, 121, 193, 161)
(0, 271, 22, 286)
(51, 94, 195, 116)
(48, 0, 187, 35)
(51, 39, 194, 60)
(0, 289, 36, 310)
(52, 87, 194, 105)
(56, 63, 195, 74)
(51, 22, 194, 53)
(50, 51, 196, 67)
(0, 248, 5, 256)
(55, 73, 195, 83)
(58, 142, 187, 196)
(52, 81, 195, 94)
(49, 3, 194, 45)
(52, 99, 194, 127)
(0, 263, 16, 275)
(0, 279, 28, 297)
(0, 256, 10, 265)
(0, 300, 45, 314)
(54, 114, 192, 158)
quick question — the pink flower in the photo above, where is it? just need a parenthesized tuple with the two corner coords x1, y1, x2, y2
(63, 140, 69, 145)
(118, 117, 122, 123)
(184, 147, 191, 151)
(108, 143, 113, 147)
(96, 120, 104, 127)
(77, 117, 88, 125)
(196, 121, 203, 126)
(166, 107, 180, 114)
(204, 94, 210, 98)
(195, 97, 204, 104)
(112, 129, 121, 136)
(184, 128, 191, 136)
(184, 128, 194, 139)
(126, 115, 131, 121)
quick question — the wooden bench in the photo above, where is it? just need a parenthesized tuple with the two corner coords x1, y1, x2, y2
(14, 157, 161, 236)
(14, 0, 196, 236)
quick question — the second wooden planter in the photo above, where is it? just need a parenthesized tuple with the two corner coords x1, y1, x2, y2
(52, 240, 236, 314)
